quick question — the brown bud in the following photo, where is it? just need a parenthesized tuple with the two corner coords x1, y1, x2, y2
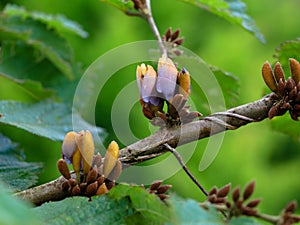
(278, 78, 286, 97)
(86, 166, 98, 184)
(107, 160, 122, 181)
(217, 183, 231, 198)
(293, 104, 300, 111)
(57, 159, 71, 180)
(164, 27, 172, 41)
(98, 164, 104, 176)
(290, 58, 300, 84)
(174, 38, 184, 46)
(156, 184, 172, 194)
(246, 198, 262, 208)
(150, 180, 163, 191)
(170, 29, 180, 41)
(96, 183, 108, 195)
(71, 185, 81, 196)
(289, 87, 298, 101)
(106, 180, 115, 190)
(61, 181, 70, 192)
(69, 178, 77, 187)
(290, 111, 299, 121)
(296, 92, 300, 102)
(208, 194, 217, 203)
(97, 175, 105, 186)
(92, 153, 102, 168)
(80, 183, 87, 193)
(274, 62, 285, 83)
(285, 77, 296, 93)
(232, 187, 240, 202)
(269, 105, 280, 119)
(297, 82, 300, 92)
(214, 197, 226, 204)
(242, 207, 257, 216)
(208, 186, 218, 196)
(285, 201, 298, 213)
(262, 61, 277, 92)
(243, 181, 255, 201)
(104, 141, 119, 178)
(157, 194, 168, 201)
(86, 181, 98, 197)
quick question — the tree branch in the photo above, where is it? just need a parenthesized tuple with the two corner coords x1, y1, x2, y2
(15, 94, 276, 205)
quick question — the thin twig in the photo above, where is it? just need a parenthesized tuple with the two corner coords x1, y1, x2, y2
(144, 0, 167, 55)
(164, 143, 208, 196)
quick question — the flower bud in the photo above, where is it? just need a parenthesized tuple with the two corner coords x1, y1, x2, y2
(103, 141, 119, 178)
(177, 68, 191, 99)
(62, 131, 77, 164)
(156, 54, 178, 101)
(136, 64, 159, 106)
(75, 130, 95, 176)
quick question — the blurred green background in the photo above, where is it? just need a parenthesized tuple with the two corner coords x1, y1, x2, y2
(1, 0, 300, 216)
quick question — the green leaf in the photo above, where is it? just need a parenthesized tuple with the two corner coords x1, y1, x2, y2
(34, 195, 132, 225)
(0, 182, 39, 225)
(178, 0, 265, 43)
(167, 195, 223, 225)
(0, 6, 81, 80)
(0, 100, 106, 141)
(108, 184, 171, 224)
(100, 0, 142, 17)
(34, 184, 171, 225)
(270, 114, 300, 141)
(0, 73, 55, 101)
(273, 38, 300, 72)
(211, 66, 240, 108)
(4, 4, 88, 38)
(0, 134, 42, 191)
(228, 217, 262, 225)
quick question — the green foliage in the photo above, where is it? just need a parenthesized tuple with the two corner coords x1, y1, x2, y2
(0, 134, 42, 191)
(0, 100, 105, 141)
(34, 184, 171, 225)
(0, 73, 55, 101)
(0, 182, 39, 225)
(0, 3, 86, 79)
(270, 114, 300, 141)
(100, 0, 140, 16)
(178, 0, 265, 43)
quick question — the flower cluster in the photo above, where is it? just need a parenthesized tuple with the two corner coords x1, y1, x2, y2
(262, 58, 300, 120)
(136, 54, 201, 127)
(57, 131, 122, 198)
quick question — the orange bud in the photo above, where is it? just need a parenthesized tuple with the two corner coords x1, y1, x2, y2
(103, 141, 119, 178)
(262, 61, 277, 92)
(96, 183, 108, 195)
(290, 58, 300, 84)
(177, 68, 191, 99)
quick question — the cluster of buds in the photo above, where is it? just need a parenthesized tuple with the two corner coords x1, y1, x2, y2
(262, 58, 300, 121)
(162, 28, 184, 56)
(207, 181, 261, 217)
(136, 54, 201, 127)
(146, 180, 172, 201)
(57, 130, 122, 198)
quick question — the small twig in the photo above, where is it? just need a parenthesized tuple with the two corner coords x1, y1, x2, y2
(144, 0, 167, 55)
(164, 143, 208, 196)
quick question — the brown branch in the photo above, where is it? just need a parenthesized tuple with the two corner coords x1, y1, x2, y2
(15, 94, 276, 205)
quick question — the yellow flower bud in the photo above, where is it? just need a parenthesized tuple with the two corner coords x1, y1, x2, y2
(75, 130, 95, 176)
(103, 141, 119, 178)
(178, 68, 191, 99)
